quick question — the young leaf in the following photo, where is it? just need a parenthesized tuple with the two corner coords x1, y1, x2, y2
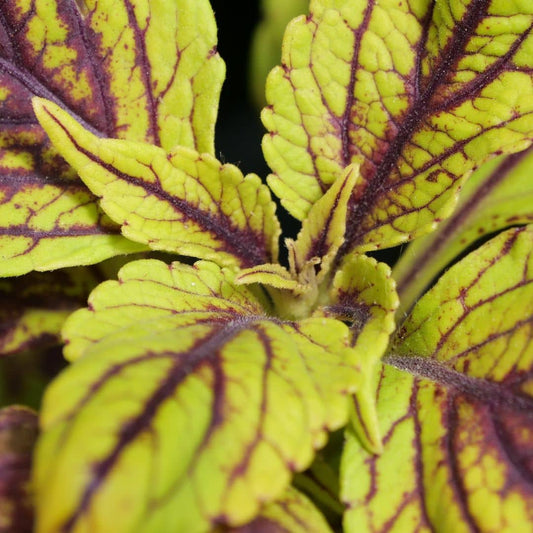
(291, 163, 359, 283)
(394, 147, 533, 315)
(319, 254, 398, 453)
(263, 0, 533, 254)
(0, 0, 223, 275)
(0, 406, 38, 533)
(236, 263, 303, 293)
(36, 259, 359, 532)
(33, 99, 280, 270)
(236, 164, 359, 320)
(342, 225, 533, 532)
(226, 485, 333, 533)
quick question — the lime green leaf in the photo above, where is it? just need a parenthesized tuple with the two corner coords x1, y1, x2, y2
(394, 146, 533, 316)
(236, 164, 359, 320)
(249, 0, 309, 108)
(33, 98, 280, 270)
(0, 268, 101, 356)
(0, 169, 145, 277)
(342, 225, 533, 532)
(36, 259, 359, 532)
(62, 259, 268, 361)
(0, 0, 223, 275)
(263, 0, 533, 255)
(291, 163, 359, 283)
(0, 406, 38, 533)
(320, 253, 398, 454)
(1, 0, 222, 151)
(226, 485, 333, 533)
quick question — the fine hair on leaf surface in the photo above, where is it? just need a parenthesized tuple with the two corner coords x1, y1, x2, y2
(0, 1, 532, 532)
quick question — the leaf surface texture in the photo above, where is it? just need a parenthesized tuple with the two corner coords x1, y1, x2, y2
(0, 0, 223, 274)
(263, 0, 533, 254)
(36, 259, 359, 532)
(33, 99, 280, 270)
(342, 225, 533, 532)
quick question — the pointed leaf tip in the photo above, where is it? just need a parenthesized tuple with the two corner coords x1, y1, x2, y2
(34, 99, 281, 270)
(292, 163, 359, 282)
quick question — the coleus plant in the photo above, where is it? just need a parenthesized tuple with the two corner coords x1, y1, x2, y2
(0, 0, 532, 531)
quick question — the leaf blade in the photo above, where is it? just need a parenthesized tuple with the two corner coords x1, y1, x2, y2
(62, 259, 268, 361)
(227, 485, 333, 533)
(394, 147, 533, 315)
(320, 253, 398, 454)
(342, 225, 533, 532)
(36, 260, 359, 532)
(0, 0, 223, 274)
(33, 98, 280, 270)
(292, 163, 359, 282)
(263, 0, 533, 254)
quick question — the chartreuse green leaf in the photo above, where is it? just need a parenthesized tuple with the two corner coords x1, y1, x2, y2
(263, 0, 533, 253)
(319, 253, 398, 454)
(0, 0, 223, 275)
(249, 0, 309, 108)
(0, 406, 38, 533)
(62, 259, 270, 362)
(36, 259, 360, 532)
(342, 225, 533, 532)
(394, 146, 533, 316)
(33, 98, 280, 270)
(225, 485, 333, 533)
(0, 166, 146, 277)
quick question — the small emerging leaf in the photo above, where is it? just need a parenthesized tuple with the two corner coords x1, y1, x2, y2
(33, 99, 280, 270)
(263, 0, 533, 255)
(342, 225, 533, 532)
(291, 163, 359, 282)
(236, 164, 359, 320)
(37, 259, 359, 532)
(236, 263, 302, 293)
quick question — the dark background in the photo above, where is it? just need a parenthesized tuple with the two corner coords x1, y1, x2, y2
(211, 0, 270, 177)
(210, 0, 302, 243)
